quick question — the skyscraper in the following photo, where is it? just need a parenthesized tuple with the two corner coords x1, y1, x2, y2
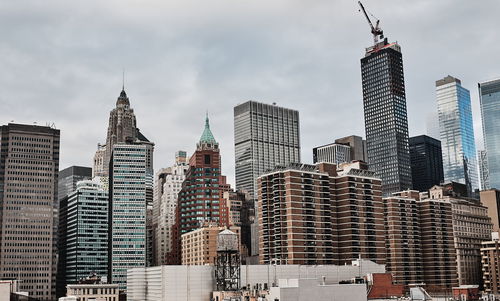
(170, 115, 231, 264)
(57, 180, 108, 297)
(234, 101, 300, 199)
(479, 150, 490, 191)
(0, 123, 60, 300)
(109, 143, 148, 289)
(96, 88, 154, 290)
(153, 151, 188, 266)
(258, 161, 385, 265)
(58, 166, 92, 201)
(479, 78, 500, 189)
(234, 101, 300, 256)
(436, 76, 479, 195)
(360, 38, 412, 196)
(93, 88, 138, 178)
(409, 135, 444, 192)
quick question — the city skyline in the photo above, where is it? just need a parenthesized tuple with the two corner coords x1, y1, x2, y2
(1, 0, 499, 188)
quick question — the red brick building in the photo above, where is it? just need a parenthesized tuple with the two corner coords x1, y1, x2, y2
(168, 115, 231, 264)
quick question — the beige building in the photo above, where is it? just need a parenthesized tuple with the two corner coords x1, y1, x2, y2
(481, 189, 500, 232)
(181, 225, 240, 265)
(481, 233, 500, 295)
(428, 185, 492, 286)
(66, 284, 119, 301)
(0, 123, 60, 300)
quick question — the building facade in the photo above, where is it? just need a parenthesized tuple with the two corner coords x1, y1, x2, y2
(108, 143, 149, 289)
(66, 283, 119, 301)
(360, 39, 412, 196)
(436, 76, 479, 196)
(58, 166, 92, 202)
(383, 194, 422, 286)
(153, 151, 188, 266)
(479, 79, 500, 190)
(481, 234, 500, 295)
(169, 116, 231, 264)
(334, 162, 385, 265)
(181, 225, 240, 265)
(234, 101, 301, 200)
(258, 163, 337, 265)
(409, 135, 444, 192)
(481, 189, 500, 232)
(57, 180, 108, 297)
(334, 135, 368, 162)
(427, 184, 492, 287)
(0, 123, 60, 300)
(418, 198, 458, 292)
(312, 143, 351, 165)
(258, 161, 385, 266)
(93, 89, 138, 178)
(479, 150, 490, 191)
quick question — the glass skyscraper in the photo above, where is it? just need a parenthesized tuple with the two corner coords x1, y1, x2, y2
(436, 76, 479, 195)
(57, 180, 108, 296)
(360, 39, 412, 195)
(409, 135, 444, 192)
(109, 143, 148, 289)
(479, 78, 500, 189)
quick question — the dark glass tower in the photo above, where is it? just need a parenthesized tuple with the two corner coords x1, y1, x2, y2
(409, 135, 444, 192)
(361, 39, 412, 195)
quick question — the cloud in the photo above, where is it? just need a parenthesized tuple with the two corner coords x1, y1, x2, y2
(0, 0, 498, 186)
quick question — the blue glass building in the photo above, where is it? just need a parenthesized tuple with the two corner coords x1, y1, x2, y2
(436, 76, 479, 196)
(479, 79, 500, 190)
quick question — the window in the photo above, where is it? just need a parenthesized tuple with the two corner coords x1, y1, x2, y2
(204, 155, 211, 164)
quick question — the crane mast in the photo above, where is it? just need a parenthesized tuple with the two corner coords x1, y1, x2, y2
(358, 1, 384, 45)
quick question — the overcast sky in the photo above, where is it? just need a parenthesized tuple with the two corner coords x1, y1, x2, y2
(1, 0, 499, 186)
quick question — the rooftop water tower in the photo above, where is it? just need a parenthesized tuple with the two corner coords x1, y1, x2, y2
(215, 229, 240, 291)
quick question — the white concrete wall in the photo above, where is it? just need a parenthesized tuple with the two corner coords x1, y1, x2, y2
(0, 283, 10, 301)
(268, 280, 367, 301)
(127, 261, 384, 301)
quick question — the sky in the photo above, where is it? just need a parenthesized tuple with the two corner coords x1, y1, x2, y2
(1, 0, 499, 186)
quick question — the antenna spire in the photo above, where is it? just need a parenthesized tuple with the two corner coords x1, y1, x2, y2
(122, 69, 125, 91)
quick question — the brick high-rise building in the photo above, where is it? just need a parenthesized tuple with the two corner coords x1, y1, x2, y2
(419, 198, 458, 292)
(258, 163, 337, 265)
(481, 233, 500, 295)
(169, 115, 231, 264)
(428, 184, 492, 286)
(334, 161, 385, 264)
(0, 123, 60, 300)
(257, 161, 385, 265)
(383, 193, 423, 286)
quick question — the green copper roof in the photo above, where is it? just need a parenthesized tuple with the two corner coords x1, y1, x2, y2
(199, 114, 217, 144)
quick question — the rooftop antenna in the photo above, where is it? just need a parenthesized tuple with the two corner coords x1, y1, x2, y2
(122, 69, 125, 91)
(358, 1, 384, 45)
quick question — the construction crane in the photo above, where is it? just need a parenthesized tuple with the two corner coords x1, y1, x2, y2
(358, 1, 384, 45)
